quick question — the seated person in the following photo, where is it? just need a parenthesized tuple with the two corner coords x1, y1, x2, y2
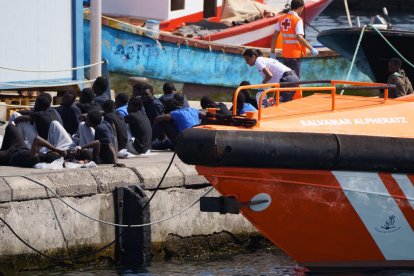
(92, 76, 110, 107)
(13, 94, 70, 151)
(124, 97, 152, 155)
(78, 110, 122, 166)
(135, 83, 164, 125)
(152, 93, 200, 149)
(239, 80, 259, 109)
(102, 100, 128, 151)
(115, 92, 129, 118)
(387, 57, 414, 98)
(77, 88, 102, 114)
(0, 124, 66, 168)
(234, 93, 257, 115)
(200, 96, 231, 116)
(56, 90, 82, 135)
(159, 82, 189, 113)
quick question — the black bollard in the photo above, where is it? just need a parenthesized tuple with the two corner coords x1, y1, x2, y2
(114, 185, 151, 268)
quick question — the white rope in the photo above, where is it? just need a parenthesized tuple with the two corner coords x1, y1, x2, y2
(21, 175, 214, 228)
(369, 24, 414, 69)
(341, 25, 367, 95)
(0, 79, 95, 88)
(0, 61, 104, 73)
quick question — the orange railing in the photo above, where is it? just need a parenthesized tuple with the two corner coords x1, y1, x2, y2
(233, 80, 391, 121)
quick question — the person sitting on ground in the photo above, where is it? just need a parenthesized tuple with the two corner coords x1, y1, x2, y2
(239, 80, 259, 109)
(77, 88, 102, 114)
(200, 95, 231, 116)
(92, 76, 110, 107)
(124, 96, 152, 155)
(159, 82, 190, 113)
(115, 92, 129, 118)
(55, 90, 82, 136)
(79, 110, 123, 166)
(152, 93, 200, 149)
(387, 57, 414, 98)
(235, 92, 257, 115)
(102, 99, 128, 151)
(135, 83, 164, 126)
(13, 94, 64, 143)
(0, 123, 66, 168)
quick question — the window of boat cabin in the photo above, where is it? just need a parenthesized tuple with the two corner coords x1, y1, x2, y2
(204, 0, 217, 18)
(171, 0, 185, 11)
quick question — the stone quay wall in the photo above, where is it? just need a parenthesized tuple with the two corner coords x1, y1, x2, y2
(0, 163, 258, 271)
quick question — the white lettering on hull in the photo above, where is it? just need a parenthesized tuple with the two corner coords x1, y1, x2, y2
(300, 117, 408, 127)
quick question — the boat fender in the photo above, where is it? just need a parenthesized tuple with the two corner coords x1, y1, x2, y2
(176, 128, 414, 172)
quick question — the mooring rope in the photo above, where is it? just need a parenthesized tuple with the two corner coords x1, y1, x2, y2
(0, 79, 96, 88)
(0, 61, 104, 73)
(342, 24, 413, 95)
(18, 174, 213, 228)
(369, 24, 414, 69)
(342, 25, 368, 95)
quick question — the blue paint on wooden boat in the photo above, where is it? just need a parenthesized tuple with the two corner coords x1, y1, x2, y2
(83, 20, 371, 88)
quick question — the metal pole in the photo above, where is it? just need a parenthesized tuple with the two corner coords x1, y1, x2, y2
(90, 0, 102, 79)
(343, 0, 353, 27)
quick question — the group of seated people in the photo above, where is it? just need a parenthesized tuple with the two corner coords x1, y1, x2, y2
(0, 77, 202, 168)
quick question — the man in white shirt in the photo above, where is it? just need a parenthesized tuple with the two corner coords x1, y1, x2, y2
(243, 48, 300, 103)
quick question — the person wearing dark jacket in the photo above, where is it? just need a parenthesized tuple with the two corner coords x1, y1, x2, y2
(124, 96, 152, 154)
(102, 99, 128, 151)
(92, 76, 110, 107)
(77, 88, 102, 114)
(159, 82, 189, 113)
(56, 90, 81, 135)
(135, 83, 164, 126)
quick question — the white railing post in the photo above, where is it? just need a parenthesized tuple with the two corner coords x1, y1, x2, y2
(90, 0, 102, 79)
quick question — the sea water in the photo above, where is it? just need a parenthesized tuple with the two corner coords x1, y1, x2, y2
(12, 11, 414, 276)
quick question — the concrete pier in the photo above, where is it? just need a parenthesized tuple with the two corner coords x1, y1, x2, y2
(0, 151, 260, 271)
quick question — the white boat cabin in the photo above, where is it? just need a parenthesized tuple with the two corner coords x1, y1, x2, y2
(102, 0, 291, 30)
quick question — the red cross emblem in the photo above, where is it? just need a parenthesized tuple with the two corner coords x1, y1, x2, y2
(281, 18, 291, 31)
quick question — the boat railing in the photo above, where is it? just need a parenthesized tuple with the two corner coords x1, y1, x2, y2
(233, 80, 394, 121)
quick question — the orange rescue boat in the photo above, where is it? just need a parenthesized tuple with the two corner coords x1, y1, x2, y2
(175, 80, 414, 270)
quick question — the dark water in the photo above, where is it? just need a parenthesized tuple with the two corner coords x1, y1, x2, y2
(306, 11, 414, 45)
(16, 11, 414, 276)
(20, 250, 304, 276)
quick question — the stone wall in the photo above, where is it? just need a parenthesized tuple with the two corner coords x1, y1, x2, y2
(0, 164, 258, 271)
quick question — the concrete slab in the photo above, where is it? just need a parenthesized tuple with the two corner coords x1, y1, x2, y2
(4, 174, 56, 201)
(0, 178, 11, 203)
(89, 167, 141, 193)
(133, 164, 185, 189)
(175, 163, 208, 186)
(47, 170, 98, 197)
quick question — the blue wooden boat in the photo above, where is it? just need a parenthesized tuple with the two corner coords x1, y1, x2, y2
(83, 14, 371, 87)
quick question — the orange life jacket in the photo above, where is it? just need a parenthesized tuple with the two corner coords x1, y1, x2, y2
(278, 13, 307, 58)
